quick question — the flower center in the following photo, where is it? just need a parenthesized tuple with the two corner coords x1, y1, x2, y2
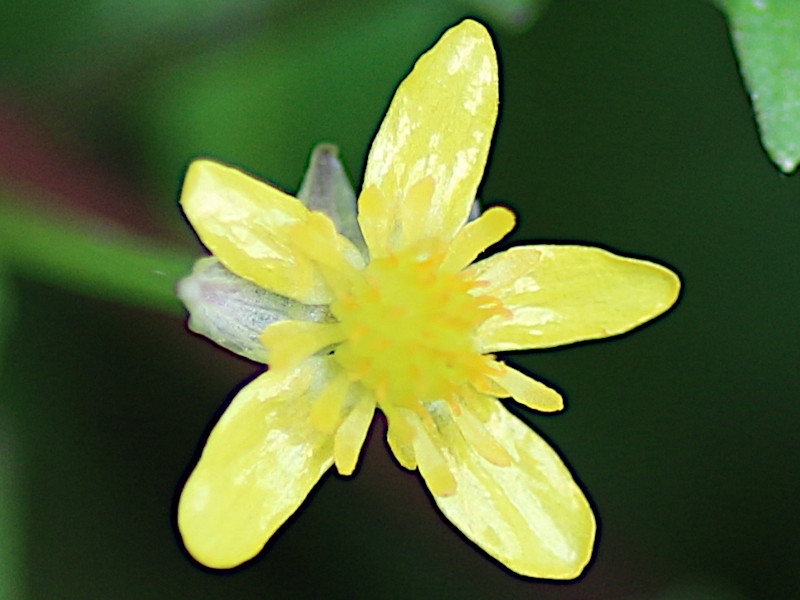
(330, 244, 503, 415)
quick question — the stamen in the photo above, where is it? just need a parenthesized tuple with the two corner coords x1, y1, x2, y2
(310, 371, 352, 434)
(443, 393, 462, 416)
(292, 212, 361, 296)
(328, 234, 514, 431)
(471, 370, 510, 397)
(489, 362, 564, 413)
(384, 407, 418, 470)
(457, 386, 495, 423)
(399, 176, 436, 248)
(334, 394, 376, 476)
(440, 206, 516, 274)
(261, 320, 345, 372)
(357, 186, 392, 258)
(451, 403, 511, 467)
(413, 403, 437, 429)
(412, 418, 457, 497)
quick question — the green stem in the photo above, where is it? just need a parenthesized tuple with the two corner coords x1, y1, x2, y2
(0, 198, 196, 316)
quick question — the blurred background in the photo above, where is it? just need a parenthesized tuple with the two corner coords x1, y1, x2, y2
(1, 0, 799, 598)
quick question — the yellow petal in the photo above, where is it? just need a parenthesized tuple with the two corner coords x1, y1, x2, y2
(177, 359, 335, 569)
(427, 396, 596, 579)
(470, 245, 680, 351)
(181, 159, 331, 304)
(489, 363, 564, 413)
(361, 19, 498, 248)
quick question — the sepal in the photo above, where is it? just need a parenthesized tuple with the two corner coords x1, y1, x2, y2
(177, 257, 330, 362)
(297, 144, 366, 254)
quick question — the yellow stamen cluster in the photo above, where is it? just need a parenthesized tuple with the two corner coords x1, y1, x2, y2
(330, 244, 506, 419)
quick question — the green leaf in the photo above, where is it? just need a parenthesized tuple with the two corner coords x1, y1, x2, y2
(0, 198, 196, 316)
(716, 0, 800, 173)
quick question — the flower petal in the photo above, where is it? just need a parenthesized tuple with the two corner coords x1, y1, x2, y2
(420, 397, 595, 579)
(181, 159, 336, 304)
(177, 358, 336, 569)
(470, 245, 680, 351)
(361, 19, 498, 249)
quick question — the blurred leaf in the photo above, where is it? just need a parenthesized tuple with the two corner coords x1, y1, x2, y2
(0, 261, 11, 362)
(133, 1, 464, 206)
(461, 0, 550, 29)
(0, 199, 195, 315)
(0, 0, 287, 91)
(715, 0, 800, 173)
(651, 577, 750, 600)
(0, 419, 25, 600)
(0, 264, 24, 600)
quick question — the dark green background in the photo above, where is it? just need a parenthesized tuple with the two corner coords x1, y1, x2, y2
(2, 1, 799, 598)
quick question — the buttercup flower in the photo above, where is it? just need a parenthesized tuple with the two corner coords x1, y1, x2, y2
(177, 20, 680, 579)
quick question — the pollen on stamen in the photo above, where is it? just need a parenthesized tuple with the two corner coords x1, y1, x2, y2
(444, 394, 463, 416)
(330, 242, 511, 418)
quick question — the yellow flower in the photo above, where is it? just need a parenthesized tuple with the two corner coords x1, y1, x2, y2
(177, 20, 680, 579)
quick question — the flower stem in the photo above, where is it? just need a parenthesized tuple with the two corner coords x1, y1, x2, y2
(0, 197, 196, 316)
